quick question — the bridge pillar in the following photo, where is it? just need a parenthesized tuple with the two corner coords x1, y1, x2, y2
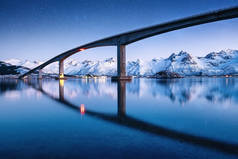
(118, 45, 126, 77)
(38, 69, 43, 79)
(59, 59, 64, 79)
(112, 45, 132, 81)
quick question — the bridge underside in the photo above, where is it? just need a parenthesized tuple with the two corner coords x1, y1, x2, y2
(19, 6, 238, 80)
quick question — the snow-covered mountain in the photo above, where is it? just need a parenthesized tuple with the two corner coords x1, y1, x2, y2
(2, 49, 238, 76)
(0, 61, 30, 75)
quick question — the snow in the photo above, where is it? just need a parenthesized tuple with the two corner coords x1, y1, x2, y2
(3, 49, 238, 76)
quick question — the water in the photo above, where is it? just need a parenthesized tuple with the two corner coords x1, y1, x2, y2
(0, 78, 238, 159)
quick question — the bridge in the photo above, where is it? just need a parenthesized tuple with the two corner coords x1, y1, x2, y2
(19, 7, 238, 80)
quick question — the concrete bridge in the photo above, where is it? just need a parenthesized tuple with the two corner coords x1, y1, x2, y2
(19, 7, 238, 80)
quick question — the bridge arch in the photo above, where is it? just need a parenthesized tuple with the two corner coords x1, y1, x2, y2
(19, 6, 238, 80)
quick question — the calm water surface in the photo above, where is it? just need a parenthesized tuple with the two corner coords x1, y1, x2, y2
(0, 78, 238, 159)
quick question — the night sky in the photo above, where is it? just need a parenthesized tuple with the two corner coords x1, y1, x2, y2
(1, 0, 238, 61)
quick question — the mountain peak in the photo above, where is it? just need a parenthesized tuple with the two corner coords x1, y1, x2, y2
(205, 50, 235, 60)
(104, 57, 115, 63)
(178, 50, 190, 56)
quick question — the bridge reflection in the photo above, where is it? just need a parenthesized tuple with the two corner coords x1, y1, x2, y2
(26, 79, 238, 155)
(59, 79, 64, 101)
(117, 81, 126, 117)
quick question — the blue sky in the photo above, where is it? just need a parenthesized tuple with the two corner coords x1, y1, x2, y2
(0, 0, 238, 61)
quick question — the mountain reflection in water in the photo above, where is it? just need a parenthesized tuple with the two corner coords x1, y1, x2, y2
(0, 78, 238, 105)
(0, 77, 238, 159)
(2, 78, 234, 105)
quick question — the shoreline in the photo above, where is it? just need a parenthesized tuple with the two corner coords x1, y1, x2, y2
(0, 74, 237, 79)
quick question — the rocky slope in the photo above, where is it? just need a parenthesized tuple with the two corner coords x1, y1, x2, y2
(0, 61, 29, 75)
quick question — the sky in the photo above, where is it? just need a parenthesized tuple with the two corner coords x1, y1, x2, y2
(0, 0, 238, 62)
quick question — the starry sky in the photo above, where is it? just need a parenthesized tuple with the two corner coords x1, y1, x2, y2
(1, 0, 238, 62)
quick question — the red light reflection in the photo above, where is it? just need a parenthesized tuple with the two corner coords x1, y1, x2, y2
(80, 104, 85, 114)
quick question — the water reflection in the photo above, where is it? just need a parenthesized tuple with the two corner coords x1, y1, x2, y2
(0, 79, 22, 93)
(0, 79, 41, 99)
(69, 78, 238, 105)
(1, 78, 238, 105)
(1, 78, 238, 155)
(59, 79, 64, 101)
(117, 81, 126, 117)
(152, 78, 238, 104)
(22, 79, 238, 155)
(7, 78, 233, 105)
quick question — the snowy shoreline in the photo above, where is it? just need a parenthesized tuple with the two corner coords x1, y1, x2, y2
(0, 74, 237, 80)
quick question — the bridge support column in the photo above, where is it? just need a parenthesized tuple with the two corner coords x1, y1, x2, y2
(59, 59, 64, 79)
(38, 69, 43, 79)
(112, 45, 132, 81)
